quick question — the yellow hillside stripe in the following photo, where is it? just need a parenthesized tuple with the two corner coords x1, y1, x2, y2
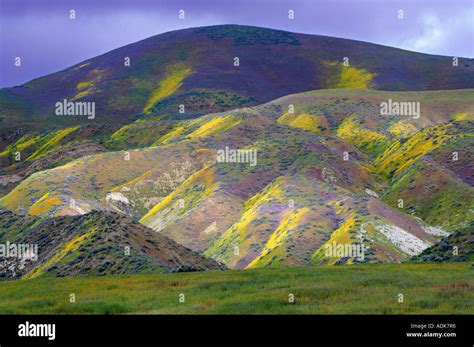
(310, 212, 356, 265)
(204, 177, 287, 260)
(0, 134, 38, 157)
(75, 62, 91, 70)
(71, 68, 107, 100)
(110, 123, 135, 140)
(246, 207, 309, 269)
(334, 66, 375, 89)
(28, 192, 63, 215)
(372, 124, 454, 176)
(388, 121, 418, 137)
(23, 227, 97, 280)
(140, 166, 217, 224)
(244, 176, 285, 210)
(277, 113, 324, 133)
(187, 115, 241, 139)
(29, 192, 50, 208)
(337, 115, 386, 148)
(453, 113, 473, 121)
(144, 65, 191, 113)
(27, 127, 79, 161)
(157, 126, 185, 144)
(111, 170, 152, 192)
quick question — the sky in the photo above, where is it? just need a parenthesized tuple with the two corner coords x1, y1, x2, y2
(0, 0, 473, 87)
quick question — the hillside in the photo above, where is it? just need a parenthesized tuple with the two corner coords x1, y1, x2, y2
(3, 25, 473, 129)
(2, 88, 472, 269)
(412, 222, 474, 263)
(0, 210, 224, 280)
(1, 25, 473, 196)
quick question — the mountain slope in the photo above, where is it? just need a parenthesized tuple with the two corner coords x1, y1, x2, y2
(0, 210, 224, 280)
(2, 25, 473, 129)
(3, 88, 472, 269)
(2, 25, 473, 196)
(412, 221, 474, 263)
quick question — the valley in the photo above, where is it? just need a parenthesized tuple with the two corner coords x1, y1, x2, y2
(0, 263, 471, 314)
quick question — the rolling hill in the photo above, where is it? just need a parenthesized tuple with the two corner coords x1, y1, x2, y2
(3, 25, 473, 127)
(0, 25, 472, 275)
(2, 88, 472, 269)
(1, 24, 473, 196)
(0, 209, 224, 280)
(412, 221, 474, 263)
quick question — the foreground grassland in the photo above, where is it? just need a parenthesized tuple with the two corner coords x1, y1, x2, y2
(0, 263, 472, 314)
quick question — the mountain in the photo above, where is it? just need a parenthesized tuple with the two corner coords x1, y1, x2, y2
(0, 210, 224, 280)
(0, 25, 472, 271)
(2, 24, 474, 131)
(2, 88, 472, 269)
(1, 25, 474, 196)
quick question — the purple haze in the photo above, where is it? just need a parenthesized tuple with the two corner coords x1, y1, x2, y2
(1, 0, 473, 87)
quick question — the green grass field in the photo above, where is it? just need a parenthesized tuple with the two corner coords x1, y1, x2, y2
(0, 263, 472, 314)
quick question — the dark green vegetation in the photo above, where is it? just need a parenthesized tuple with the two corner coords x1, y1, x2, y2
(0, 263, 471, 314)
(412, 222, 474, 262)
(195, 25, 302, 45)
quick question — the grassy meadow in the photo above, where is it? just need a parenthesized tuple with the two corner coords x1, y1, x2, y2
(0, 263, 472, 314)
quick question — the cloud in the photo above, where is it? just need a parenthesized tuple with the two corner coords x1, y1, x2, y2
(400, 9, 474, 57)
